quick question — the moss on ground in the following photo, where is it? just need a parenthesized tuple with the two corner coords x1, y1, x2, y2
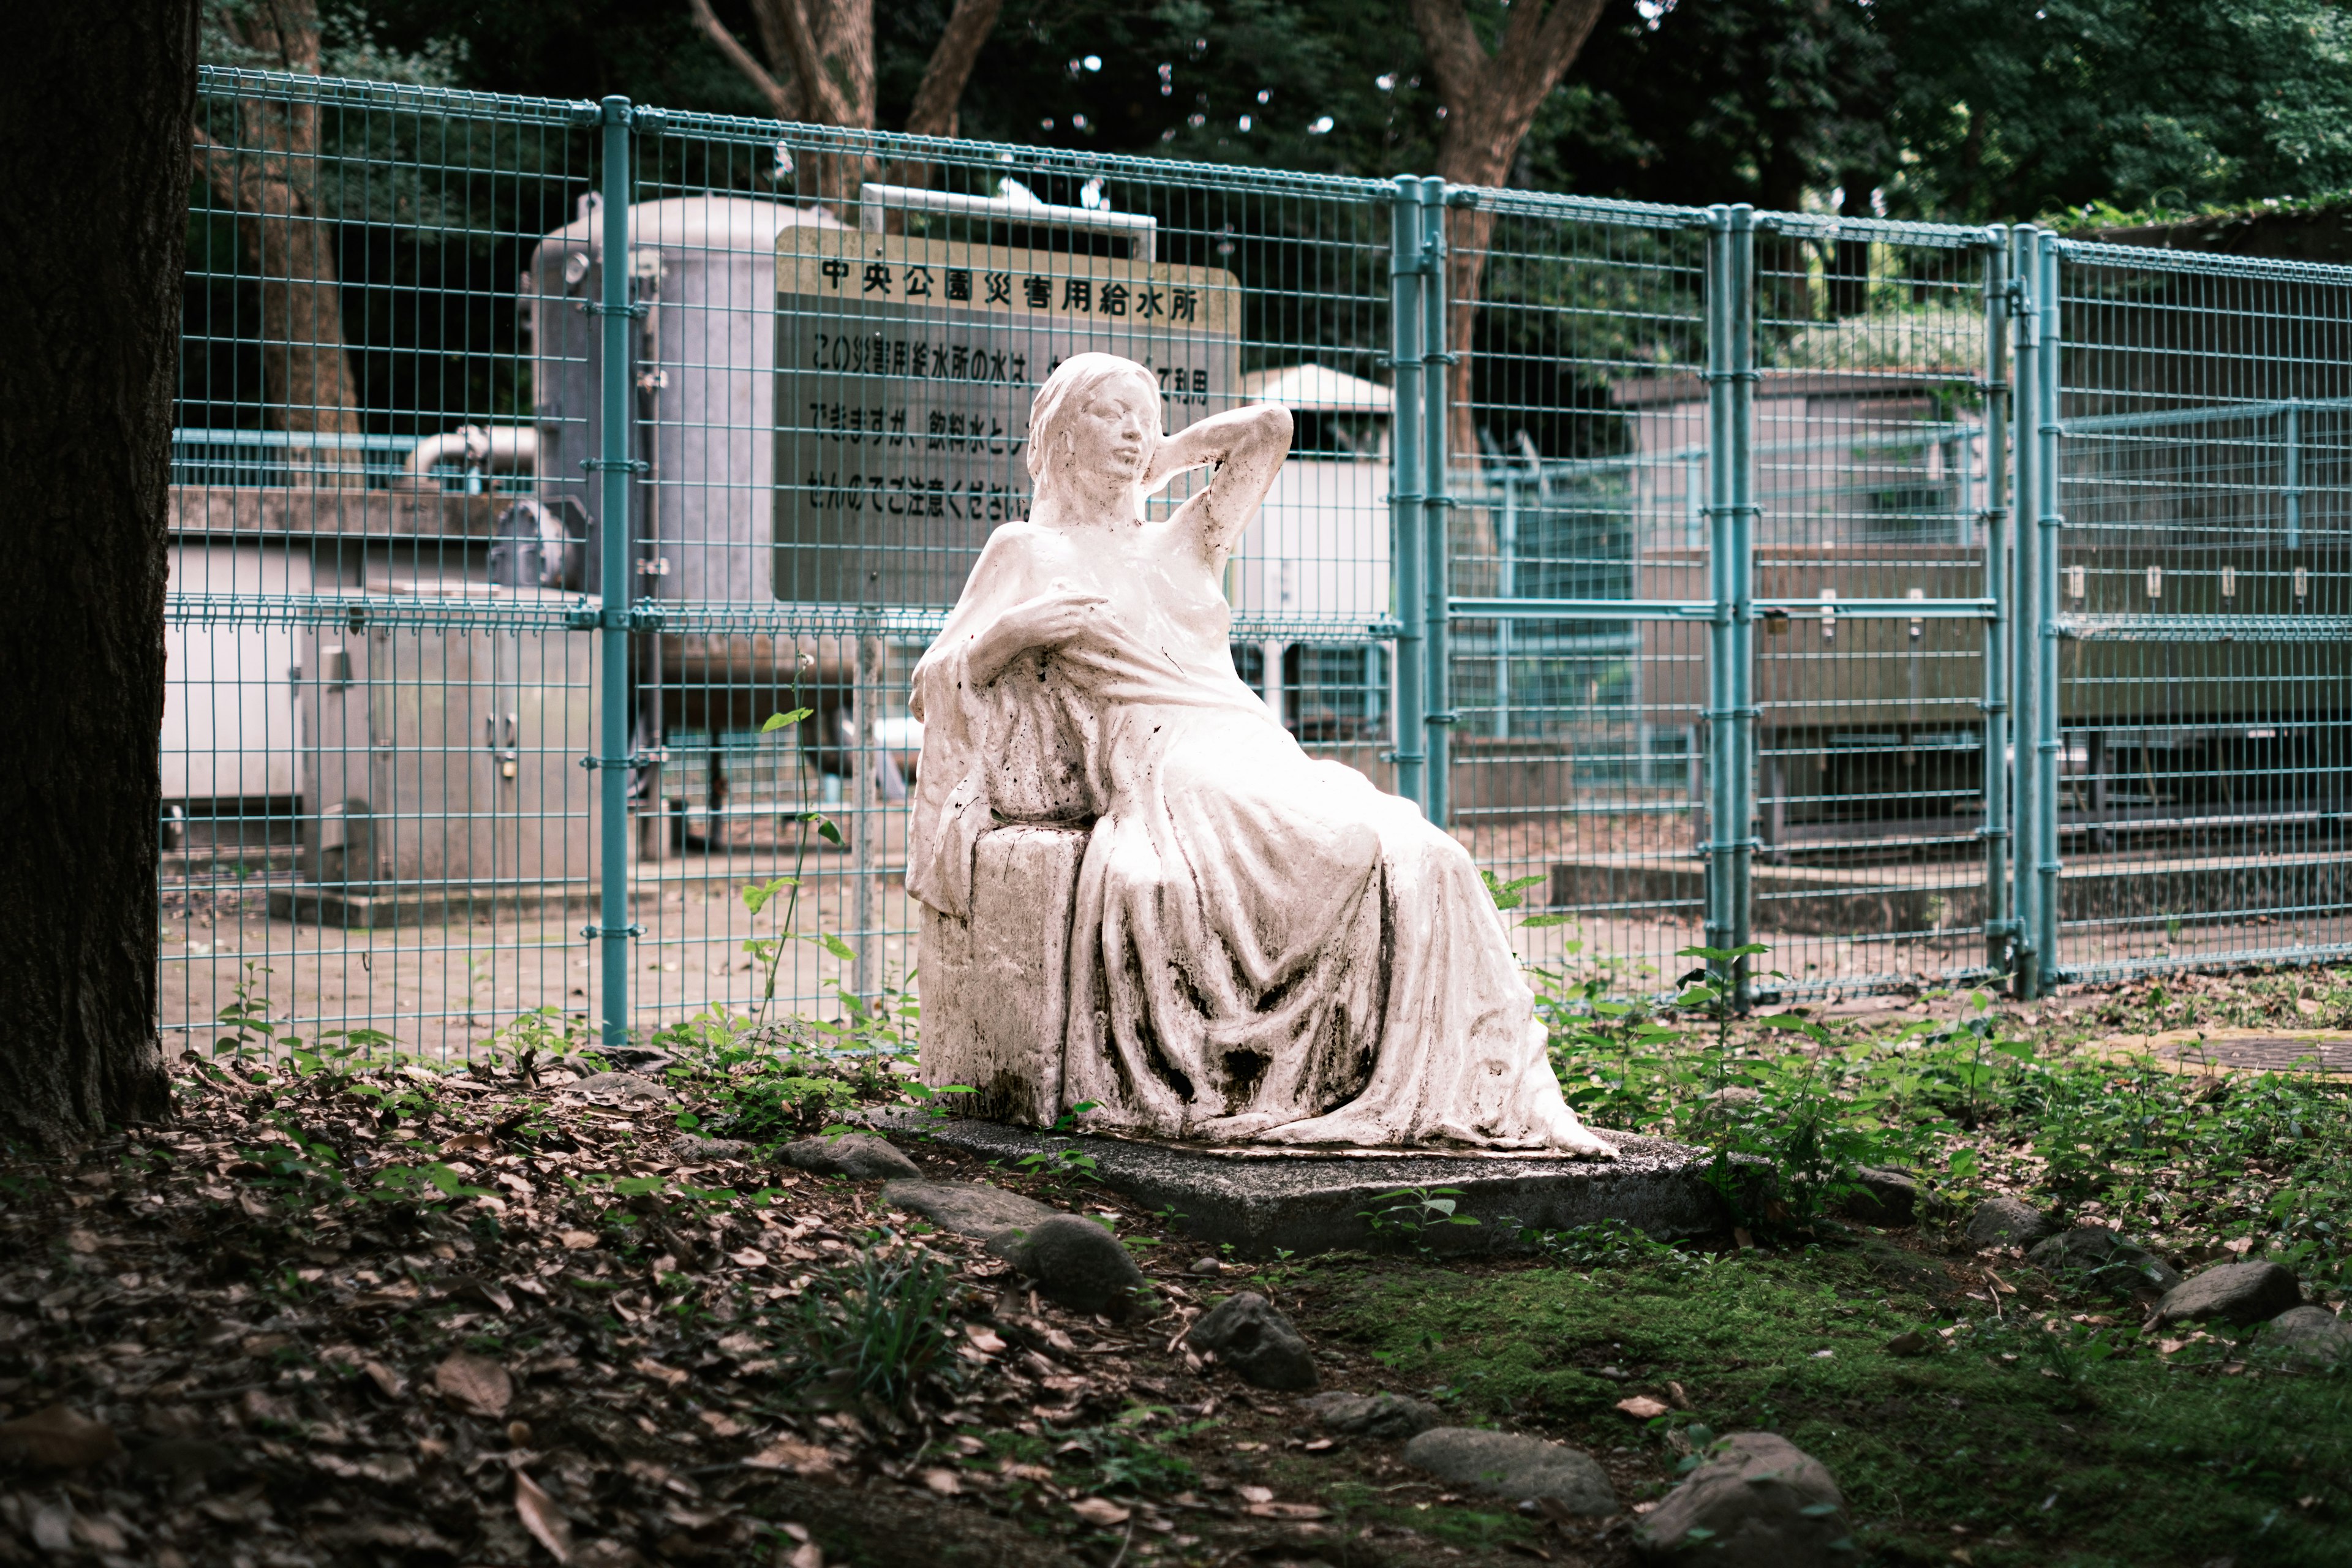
(1297, 1238, 2351, 1567)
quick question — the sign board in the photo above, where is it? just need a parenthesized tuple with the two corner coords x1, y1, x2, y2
(772, 227, 1240, 607)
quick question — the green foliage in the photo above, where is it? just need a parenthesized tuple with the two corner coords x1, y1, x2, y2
(786, 1246, 959, 1409)
(1360, 1186, 1480, 1252)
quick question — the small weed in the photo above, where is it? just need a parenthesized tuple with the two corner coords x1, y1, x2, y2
(786, 1245, 959, 1409)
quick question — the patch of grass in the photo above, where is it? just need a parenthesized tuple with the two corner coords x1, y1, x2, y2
(785, 1244, 960, 1409)
(1308, 1246, 2352, 1567)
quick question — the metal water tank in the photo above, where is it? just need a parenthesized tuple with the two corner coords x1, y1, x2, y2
(529, 194, 856, 732)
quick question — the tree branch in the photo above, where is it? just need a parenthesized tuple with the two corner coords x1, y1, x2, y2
(685, 0, 798, 121)
(771, 0, 853, 127)
(902, 0, 1005, 140)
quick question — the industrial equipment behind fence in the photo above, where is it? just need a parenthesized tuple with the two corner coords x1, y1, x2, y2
(164, 66, 2352, 1059)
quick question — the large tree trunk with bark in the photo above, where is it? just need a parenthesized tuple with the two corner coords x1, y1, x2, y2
(1410, 0, 1606, 595)
(199, 0, 363, 448)
(0, 1, 195, 1148)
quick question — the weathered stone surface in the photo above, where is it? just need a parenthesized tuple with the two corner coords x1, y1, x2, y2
(2026, 1227, 2184, 1295)
(884, 1114, 1723, 1259)
(1302, 1391, 1445, 1441)
(1185, 1292, 1318, 1391)
(1835, 1167, 1920, 1227)
(987, 1215, 1145, 1314)
(916, 825, 1086, 1127)
(562, 1072, 673, 1106)
(1401, 1428, 1616, 1514)
(2154, 1261, 2303, 1327)
(2261, 1305, 2352, 1369)
(1966, 1196, 2057, 1249)
(783, 1133, 921, 1181)
(669, 1135, 751, 1163)
(1635, 1432, 1851, 1565)
(879, 1180, 1058, 1239)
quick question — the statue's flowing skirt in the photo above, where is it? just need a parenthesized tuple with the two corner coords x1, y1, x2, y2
(1055, 701, 1599, 1150)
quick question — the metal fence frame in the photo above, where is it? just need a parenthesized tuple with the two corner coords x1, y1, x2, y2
(162, 66, 2352, 1058)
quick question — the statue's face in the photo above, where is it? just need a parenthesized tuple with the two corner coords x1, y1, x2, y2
(1060, 375, 1159, 486)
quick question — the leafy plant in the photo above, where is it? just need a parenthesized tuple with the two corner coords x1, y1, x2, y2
(1361, 1186, 1480, 1252)
(788, 1245, 959, 1408)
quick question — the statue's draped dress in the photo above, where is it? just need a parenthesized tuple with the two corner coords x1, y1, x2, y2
(908, 524, 1600, 1149)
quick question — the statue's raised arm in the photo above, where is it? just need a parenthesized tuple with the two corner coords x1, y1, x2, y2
(1140, 401, 1295, 562)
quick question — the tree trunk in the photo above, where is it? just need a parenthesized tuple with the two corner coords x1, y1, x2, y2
(1415, 0, 1608, 460)
(200, 0, 363, 449)
(1412, 0, 1608, 590)
(688, 0, 1007, 208)
(0, 0, 194, 1147)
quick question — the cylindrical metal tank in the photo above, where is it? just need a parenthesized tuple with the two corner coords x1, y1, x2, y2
(527, 194, 856, 732)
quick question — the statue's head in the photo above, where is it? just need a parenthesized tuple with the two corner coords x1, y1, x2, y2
(1027, 353, 1161, 500)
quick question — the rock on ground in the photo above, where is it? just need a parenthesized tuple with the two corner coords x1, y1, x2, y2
(2153, 1260, 2303, 1327)
(561, 1072, 673, 1106)
(987, 1214, 1145, 1314)
(1185, 1292, 1319, 1392)
(783, 1133, 922, 1181)
(669, 1135, 750, 1163)
(1966, 1196, 2057, 1249)
(1401, 1428, 1616, 1515)
(2261, 1305, 2352, 1369)
(1834, 1167, 1920, 1227)
(1301, 1391, 1445, 1441)
(1635, 1431, 1851, 1566)
(879, 1180, 1058, 1238)
(2026, 1226, 2184, 1296)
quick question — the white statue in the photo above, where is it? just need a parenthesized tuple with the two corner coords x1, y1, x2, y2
(908, 352, 1613, 1155)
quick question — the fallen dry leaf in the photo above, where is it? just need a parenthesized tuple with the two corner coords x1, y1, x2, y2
(442, 1133, 494, 1153)
(1246, 1501, 1330, 1520)
(1616, 1395, 1672, 1420)
(728, 1248, 769, 1268)
(1235, 1484, 1274, 1504)
(1665, 1379, 1693, 1410)
(361, 1360, 407, 1400)
(433, 1352, 513, 1418)
(631, 1356, 688, 1389)
(783, 1545, 823, 1568)
(1070, 1497, 1132, 1526)
(920, 1467, 961, 1496)
(964, 1325, 1008, 1354)
(66, 1229, 102, 1254)
(558, 1230, 600, 1250)
(715, 1332, 764, 1357)
(745, 1441, 837, 1476)
(0, 1406, 121, 1469)
(514, 1469, 574, 1563)
(696, 1409, 744, 1439)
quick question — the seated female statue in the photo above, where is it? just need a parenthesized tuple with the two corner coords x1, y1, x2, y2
(908, 352, 1612, 1155)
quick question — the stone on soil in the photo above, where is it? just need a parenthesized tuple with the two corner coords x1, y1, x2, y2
(1185, 1292, 1319, 1391)
(669, 1135, 750, 1163)
(1302, 1391, 1445, 1441)
(783, 1133, 922, 1181)
(2025, 1226, 2183, 1295)
(2261, 1305, 2352, 1369)
(987, 1214, 1146, 1314)
(1401, 1428, 1616, 1514)
(561, 1072, 672, 1106)
(1965, 1196, 2057, 1248)
(1835, 1167, 1920, 1227)
(880, 1180, 1058, 1238)
(1635, 1431, 1850, 1566)
(2153, 1260, 2303, 1327)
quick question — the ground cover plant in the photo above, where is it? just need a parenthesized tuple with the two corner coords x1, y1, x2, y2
(0, 954, 2346, 1567)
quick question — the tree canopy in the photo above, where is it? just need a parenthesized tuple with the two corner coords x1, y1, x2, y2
(315, 0, 2352, 223)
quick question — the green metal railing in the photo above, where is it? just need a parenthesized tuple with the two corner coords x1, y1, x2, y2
(160, 66, 2352, 1062)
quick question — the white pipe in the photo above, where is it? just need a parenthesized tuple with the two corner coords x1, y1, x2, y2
(404, 424, 537, 479)
(857, 182, 1156, 261)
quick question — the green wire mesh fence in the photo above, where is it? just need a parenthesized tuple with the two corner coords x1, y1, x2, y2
(162, 67, 2352, 1065)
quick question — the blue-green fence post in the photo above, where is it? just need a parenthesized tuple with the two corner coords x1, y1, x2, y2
(1980, 227, 2015, 976)
(1388, 176, 1428, 813)
(2032, 230, 2065, 989)
(1419, 177, 1454, 827)
(2008, 224, 2045, 998)
(1702, 206, 1735, 970)
(1725, 206, 1757, 1001)
(595, 96, 637, 1049)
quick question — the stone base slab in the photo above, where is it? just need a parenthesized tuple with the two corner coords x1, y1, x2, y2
(886, 1115, 1727, 1259)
